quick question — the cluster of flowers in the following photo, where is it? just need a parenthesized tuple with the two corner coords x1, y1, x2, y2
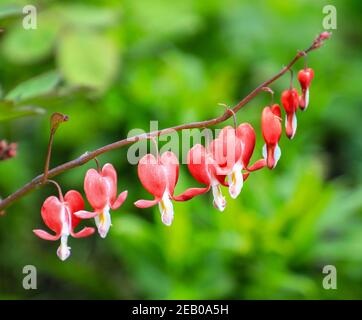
(34, 67, 314, 261)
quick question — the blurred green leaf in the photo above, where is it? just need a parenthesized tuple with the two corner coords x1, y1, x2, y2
(0, 5, 22, 19)
(58, 4, 120, 28)
(57, 31, 119, 90)
(5, 70, 61, 102)
(1, 13, 59, 64)
(0, 100, 45, 121)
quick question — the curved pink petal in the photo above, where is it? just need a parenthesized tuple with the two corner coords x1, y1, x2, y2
(33, 229, 60, 241)
(211, 126, 241, 171)
(74, 210, 99, 219)
(160, 151, 179, 195)
(187, 144, 211, 186)
(64, 190, 84, 229)
(41, 196, 64, 235)
(71, 227, 95, 238)
(173, 186, 210, 201)
(134, 198, 161, 208)
(261, 106, 282, 145)
(247, 159, 266, 171)
(281, 89, 299, 114)
(111, 190, 128, 210)
(84, 168, 108, 211)
(138, 154, 167, 198)
(237, 123, 256, 168)
(102, 163, 118, 204)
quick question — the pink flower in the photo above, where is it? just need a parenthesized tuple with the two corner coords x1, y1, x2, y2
(134, 151, 182, 226)
(210, 124, 264, 199)
(75, 163, 128, 238)
(298, 68, 314, 110)
(281, 88, 299, 139)
(33, 190, 95, 261)
(261, 104, 282, 169)
(176, 143, 228, 211)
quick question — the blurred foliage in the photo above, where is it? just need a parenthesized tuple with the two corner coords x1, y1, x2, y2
(0, 0, 362, 299)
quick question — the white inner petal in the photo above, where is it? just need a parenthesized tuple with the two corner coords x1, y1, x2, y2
(262, 143, 267, 161)
(211, 183, 226, 212)
(57, 207, 71, 261)
(305, 88, 309, 109)
(159, 191, 174, 226)
(228, 162, 244, 199)
(95, 205, 112, 238)
(57, 234, 71, 261)
(273, 143, 281, 168)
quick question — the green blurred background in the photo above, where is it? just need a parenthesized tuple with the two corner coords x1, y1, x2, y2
(0, 0, 361, 299)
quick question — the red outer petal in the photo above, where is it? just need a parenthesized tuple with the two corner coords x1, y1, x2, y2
(71, 227, 95, 238)
(243, 172, 250, 181)
(298, 68, 314, 90)
(74, 210, 99, 219)
(138, 154, 167, 198)
(285, 112, 296, 139)
(64, 190, 84, 230)
(159, 151, 179, 195)
(33, 229, 60, 241)
(102, 163, 118, 204)
(173, 186, 210, 201)
(247, 159, 266, 171)
(266, 144, 277, 169)
(187, 144, 211, 186)
(237, 123, 256, 168)
(271, 104, 281, 118)
(211, 126, 241, 171)
(215, 174, 228, 187)
(261, 106, 282, 145)
(41, 196, 64, 235)
(134, 198, 160, 208)
(111, 190, 128, 210)
(84, 168, 108, 211)
(281, 89, 299, 114)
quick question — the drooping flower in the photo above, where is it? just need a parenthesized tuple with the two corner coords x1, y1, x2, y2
(210, 126, 242, 199)
(134, 151, 183, 226)
(281, 88, 299, 139)
(210, 124, 265, 199)
(75, 163, 128, 238)
(298, 68, 314, 110)
(33, 190, 95, 261)
(176, 143, 228, 211)
(261, 104, 282, 169)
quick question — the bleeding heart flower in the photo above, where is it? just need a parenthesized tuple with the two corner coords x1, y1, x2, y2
(134, 151, 182, 226)
(298, 68, 314, 111)
(281, 88, 299, 139)
(261, 104, 282, 169)
(176, 143, 227, 211)
(75, 163, 128, 238)
(210, 124, 264, 199)
(33, 190, 95, 261)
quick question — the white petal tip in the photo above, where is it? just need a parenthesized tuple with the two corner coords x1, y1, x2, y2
(57, 246, 71, 261)
(162, 217, 173, 226)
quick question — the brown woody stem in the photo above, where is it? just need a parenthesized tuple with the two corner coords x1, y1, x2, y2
(0, 33, 330, 212)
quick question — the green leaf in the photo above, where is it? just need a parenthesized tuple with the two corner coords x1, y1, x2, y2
(58, 4, 120, 28)
(5, 71, 61, 102)
(0, 101, 45, 122)
(57, 31, 119, 90)
(1, 12, 59, 64)
(0, 5, 23, 19)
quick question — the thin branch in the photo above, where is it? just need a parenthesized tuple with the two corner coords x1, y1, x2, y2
(0, 32, 330, 211)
